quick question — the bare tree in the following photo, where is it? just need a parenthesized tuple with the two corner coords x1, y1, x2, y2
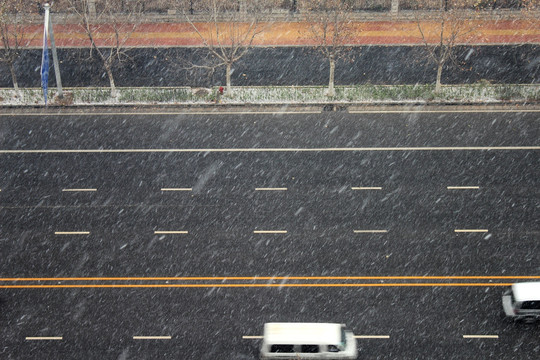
(520, 0, 540, 29)
(415, 0, 479, 92)
(0, 0, 37, 92)
(185, 0, 266, 95)
(68, 0, 143, 97)
(301, 0, 355, 97)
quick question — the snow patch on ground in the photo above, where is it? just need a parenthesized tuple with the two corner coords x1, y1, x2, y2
(0, 85, 538, 106)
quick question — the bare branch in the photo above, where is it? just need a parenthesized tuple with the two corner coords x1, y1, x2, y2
(184, 0, 266, 95)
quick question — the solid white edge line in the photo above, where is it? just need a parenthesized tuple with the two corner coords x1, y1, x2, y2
(354, 335, 390, 339)
(0, 111, 322, 116)
(254, 230, 287, 234)
(349, 109, 540, 114)
(25, 337, 63, 340)
(133, 336, 172, 340)
(154, 231, 188, 234)
(3, 109, 540, 116)
(454, 229, 489, 233)
(463, 335, 499, 339)
(54, 231, 90, 235)
(242, 336, 264, 339)
(0, 146, 539, 154)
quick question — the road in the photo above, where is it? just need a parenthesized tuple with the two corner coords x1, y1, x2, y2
(0, 108, 539, 359)
(3, 45, 539, 87)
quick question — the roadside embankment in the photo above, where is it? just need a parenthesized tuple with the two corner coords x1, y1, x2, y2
(1, 84, 538, 107)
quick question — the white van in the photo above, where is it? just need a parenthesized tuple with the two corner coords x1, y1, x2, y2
(260, 322, 357, 359)
(502, 282, 540, 323)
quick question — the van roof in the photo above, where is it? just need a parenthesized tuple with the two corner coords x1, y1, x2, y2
(263, 323, 343, 345)
(512, 282, 540, 302)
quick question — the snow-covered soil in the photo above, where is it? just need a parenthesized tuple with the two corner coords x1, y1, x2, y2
(1, 85, 538, 106)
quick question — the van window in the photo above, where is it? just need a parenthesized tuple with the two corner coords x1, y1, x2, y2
(521, 301, 540, 310)
(270, 345, 294, 353)
(301, 345, 319, 353)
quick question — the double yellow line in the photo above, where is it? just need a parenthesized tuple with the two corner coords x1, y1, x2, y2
(1, 276, 538, 289)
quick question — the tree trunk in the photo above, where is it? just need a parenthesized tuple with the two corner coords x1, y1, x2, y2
(391, 0, 399, 13)
(239, 0, 247, 13)
(105, 64, 117, 97)
(327, 58, 336, 97)
(9, 62, 19, 92)
(88, 0, 97, 17)
(435, 62, 443, 93)
(226, 62, 232, 95)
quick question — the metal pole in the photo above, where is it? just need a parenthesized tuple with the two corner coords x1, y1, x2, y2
(44, 3, 63, 98)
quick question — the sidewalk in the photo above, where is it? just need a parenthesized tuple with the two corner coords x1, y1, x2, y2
(17, 16, 540, 48)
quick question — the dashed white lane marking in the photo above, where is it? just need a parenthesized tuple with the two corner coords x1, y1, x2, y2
(161, 188, 192, 191)
(0, 146, 539, 154)
(25, 337, 63, 340)
(454, 229, 489, 233)
(54, 231, 90, 235)
(354, 230, 388, 233)
(242, 336, 264, 339)
(154, 231, 188, 234)
(253, 230, 287, 234)
(447, 186, 480, 190)
(62, 188, 97, 192)
(133, 336, 172, 340)
(463, 335, 499, 339)
(352, 187, 383, 190)
(354, 335, 390, 339)
(255, 188, 288, 191)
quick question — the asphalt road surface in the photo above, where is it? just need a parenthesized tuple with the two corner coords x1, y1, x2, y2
(2, 45, 539, 87)
(0, 108, 539, 359)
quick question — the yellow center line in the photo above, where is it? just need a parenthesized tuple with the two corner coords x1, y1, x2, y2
(0, 283, 516, 289)
(62, 188, 97, 192)
(255, 188, 288, 191)
(455, 229, 489, 233)
(54, 231, 90, 235)
(352, 187, 383, 190)
(154, 231, 188, 234)
(463, 335, 499, 339)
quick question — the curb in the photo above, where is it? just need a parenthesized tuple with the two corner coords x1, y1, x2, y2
(1, 101, 539, 114)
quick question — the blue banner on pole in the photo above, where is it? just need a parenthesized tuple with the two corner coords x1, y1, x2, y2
(41, 25, 49, 105)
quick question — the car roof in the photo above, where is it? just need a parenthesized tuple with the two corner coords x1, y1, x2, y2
(512, 282, 540, 302)
(263, 323, 343, 345)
